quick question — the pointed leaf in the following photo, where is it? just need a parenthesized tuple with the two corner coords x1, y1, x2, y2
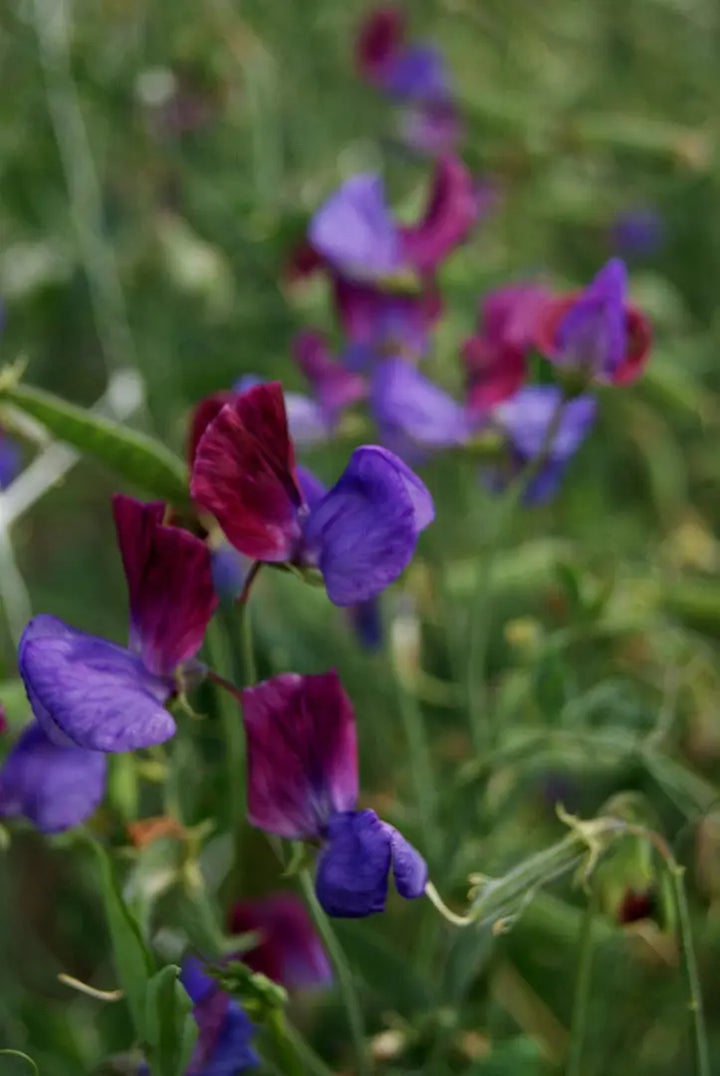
(144, 964, 198, 1076)
(0, 381, 189, 506)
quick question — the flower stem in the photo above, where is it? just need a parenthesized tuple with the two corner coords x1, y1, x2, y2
(298, 868, 370, 1076)
(565, 891, 596, 1076)
(267, 1010, 306, 1076)
(669, 862, 710, 1076)
(240, 595, 258, 687)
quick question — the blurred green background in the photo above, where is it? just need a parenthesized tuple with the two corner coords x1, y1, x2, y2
(3, 0, 720, 1073)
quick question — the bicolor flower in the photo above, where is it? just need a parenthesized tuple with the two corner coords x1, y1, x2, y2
(489, 386, 597, 503)
(228, 893, 332, 990)
(309, 157, 480, 282)
(0, 721, 107, 833)
(462, 283, 550, 412)
(18, 496, 218, 751)
(241, 670, 427, 917)
(371, 358, 476, 457)
(180, 956, 259, 1075)
(534, 259, 652, 385)
(191, 381, 434, 606)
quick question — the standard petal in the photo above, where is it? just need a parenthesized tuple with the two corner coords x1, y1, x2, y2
(303, 446, 422, 606)
(19, 615, 175, 752)
(309, 174, 402, 279)
(382, 822, 428, 898)
(241, 671, 358, 840)
(113, 495, 218, 676)
(228, 894, 332, 990)
(191, 383, 303, 562)
(187, 391, 233, 468)
(400, 155, 480, 273)
(0, 722, 107, 834)
(315, 810, 392, 918)
(372, 358, 473, 449)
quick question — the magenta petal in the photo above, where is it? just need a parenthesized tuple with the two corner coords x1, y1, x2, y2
(400, 155, 479, 273)
(241, 671, 358, 840)
(0, 722, 107, 833)
(304, 446, 430, 606)
(309, 174, 402, 279)
(372, 359, 473, 449)
(191, 383, 304, 562)
(315, 810, 392, 918)
(292, 330, 367, 415)
(229, 894, 332, 990)
(113, 495, 218, 676)
(356, 6, 405, 83)
(383, 822, 427, 898)
(19, 615, 175, 752)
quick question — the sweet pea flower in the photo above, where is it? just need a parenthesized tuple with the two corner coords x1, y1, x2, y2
(489, 386, 597, 503)
(139, 957, 258, 1076)
(462, 283, 550, 413)
(18, 496, 218, 751)
(534, 259, 652, 385)
(371, 358, 476, 457)
(191, 381, 434, 606)
(0, 721, 107, 832)
(241, 670, 427, 917)
(309, 157, 480, 282)
(228, 893, 332, 990)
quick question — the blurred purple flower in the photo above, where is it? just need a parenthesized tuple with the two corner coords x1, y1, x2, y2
(181, 956, 259, 1075)
(534, 259, 652, 386)
(228, 893, 332, 990)
(0, 721, 107, 833)
(191, 382, 433, 606)
(242, 670, 427, 917)
(18, 497, 217, 751)
(490, 386, 596, 503)
(610, 207, 665, 259)
(371, 358, 475, 456)
(292, 329, 367, 416)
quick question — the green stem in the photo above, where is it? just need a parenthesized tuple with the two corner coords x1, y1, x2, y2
(298, 869, 370, 1076)
(670, 863, 710, 1076)
(0, 1051, 39, 1075)
(267, 1010, 306, 1076)
(281, 1021, 336, 1076)
(240, 597, 258, 687)
(393, 670, 441, 865)
(565, 892, 596, 1076)
(205, 620, 244, 831)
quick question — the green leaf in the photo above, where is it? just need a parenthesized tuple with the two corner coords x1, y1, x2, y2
(88, 838, 155, 1037)
(144, 965, 197, 1076)
(0, 380, 189, 506)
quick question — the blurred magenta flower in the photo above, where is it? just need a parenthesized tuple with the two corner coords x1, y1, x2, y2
(191, 382, 433, 606)
(490, 386, 597, 503)
(18, 496, 217, 751)
(228, 893, 332, 989)
(462, 283, 550, 412)
(241, 670, 427, 917)
(0, 721, 107, 833)
(534, 259, 652, 385)
(180, 956, 259, 1074)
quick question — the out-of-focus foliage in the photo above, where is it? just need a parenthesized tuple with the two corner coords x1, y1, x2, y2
(2, 0, 720, 1074)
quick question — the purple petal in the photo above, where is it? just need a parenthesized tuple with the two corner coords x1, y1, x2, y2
(296, 465, 327, 510)
(241, 671, 358, 840)
(371, 359, 473, 449)
(611, 208, 664, 258)
(211, 545, 251, 602)
(303, 446, 431, 606)
(496, 387, 597, 464)
(381, 44, 451, 104)
(555, 258, 628, 377)
(400, 156, 480, 273)
(283, 392, 332, 447)
(0, 432, 21, 490)
(229, 894, 332, 990)
(113, 495, 218, 676)
(0, 722, 107, 833)
(315, 810, 392, 917)
(309, 174, 402, 279)
(347, 598, 383, 651)
(19, 615, 175, 752)
(334, 277, 435, 361)
(181, 958, 259, 1076)
(382, 822, 427, 897)
(357, 445, 435, 530)
(399, 100, 462, 157)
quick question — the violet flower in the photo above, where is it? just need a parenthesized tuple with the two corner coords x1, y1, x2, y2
(18, 496, 218, 751)
(190, 382, 434, 606)
(462, 283, 550, 413)
(490, 386, 597, 503)
(228, 893, 332, 990)
(241, 670, 427, 917)
(0, 721, 107, 833)
(180, 956, 259, 1075)
(610, 207, 665, 259)
(371, 358, 476, 457)
(534, 258, 652, 385)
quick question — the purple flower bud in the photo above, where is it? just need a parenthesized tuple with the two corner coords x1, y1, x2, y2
(0, 721, 107, 833)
